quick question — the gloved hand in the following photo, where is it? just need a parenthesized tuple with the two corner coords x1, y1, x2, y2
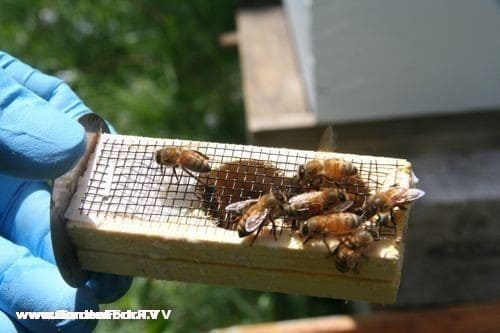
(0, 51, 132, 332)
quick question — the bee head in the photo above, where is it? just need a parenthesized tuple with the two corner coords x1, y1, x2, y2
(354, 229, 375, 247)
(365, 194, 383, 217)
(270, 187, 288, 206)
(298, 165, 306, 180)
(154, 150, 162, 164)
(299, 222, 309, 238)
(334, 246, 358, 273)
(276, 189, 288, 204)
(338, 188, 347, 202)
(335, 257, 351, 273)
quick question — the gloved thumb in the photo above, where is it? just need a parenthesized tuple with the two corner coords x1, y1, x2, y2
(0, 71, 86, 180)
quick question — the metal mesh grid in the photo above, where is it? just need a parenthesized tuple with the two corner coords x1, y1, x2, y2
(73, 134, 406, 237)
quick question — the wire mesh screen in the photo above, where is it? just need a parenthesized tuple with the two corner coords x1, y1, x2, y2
(69, 134, 408, 238)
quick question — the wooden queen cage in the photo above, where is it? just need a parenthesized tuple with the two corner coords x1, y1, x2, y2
(51, 124, 421, 304)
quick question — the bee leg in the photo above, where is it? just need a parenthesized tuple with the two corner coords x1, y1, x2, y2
(193, 191, 201, 200)
(218, 214, 229, 229)
(193, 192, 204, 210)
(172, 166, 180, 183)
(322, 238, 333, 256)
(249, 234, 258, 246)
(283, 218, 298, 235)
(302, 236, 312, 245)
(270, 217, 278, 241)
(390, 209, 396, 226)
(279, 219, 285, 236)
(293, 219, 302, 232)
(249, 224, 264, 246)
(385, 210, 397, 237)
(390, 206, 405, 226)
(218, 216, 230, 228)
(210, 200, 220, 218)
(181, 167, 207, 187)
(223, 213, 237, 230)
(375, 213, 384, 227)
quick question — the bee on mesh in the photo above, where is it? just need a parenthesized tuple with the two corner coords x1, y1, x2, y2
(155, 146, 211, 182)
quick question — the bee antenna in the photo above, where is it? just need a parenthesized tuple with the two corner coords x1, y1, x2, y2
(181, 167, 206, 186)
(360, 209, 369, 220)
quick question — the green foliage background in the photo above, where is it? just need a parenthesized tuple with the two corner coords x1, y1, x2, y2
(1, 1, 352, 331)
(1, 0, 245, 142)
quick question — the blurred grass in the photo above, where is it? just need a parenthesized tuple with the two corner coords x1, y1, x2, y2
(1, 1, 352, 332)
(97, 279, 351, 333)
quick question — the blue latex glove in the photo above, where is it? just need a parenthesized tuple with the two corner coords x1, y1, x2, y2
(0, 51, 132, 332)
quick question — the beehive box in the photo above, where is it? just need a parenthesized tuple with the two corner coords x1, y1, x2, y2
(61, 133, 418, 303)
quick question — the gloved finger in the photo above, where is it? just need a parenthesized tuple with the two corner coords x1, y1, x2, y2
(0, 237, 98, 333)
(0, 311, 29, 333)
(0, 51, 91, 120)
(1, 174, 132, 304)
(0, 175, 55, 261)
(0, 70, 86, 179)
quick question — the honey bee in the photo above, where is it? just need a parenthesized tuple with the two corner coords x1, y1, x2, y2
(155, 146, 211, 180)
(364, 186, 425, 226)
(300, 212, 363, 252)
(285, 187, 352, 223)
(225, 190, 287, 245)
(298, 127, 357, 188)
(334, 228, 375, 273)
(299, 158, 358, 188)
(223, 197, 258, 229)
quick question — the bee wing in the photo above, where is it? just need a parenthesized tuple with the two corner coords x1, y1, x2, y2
(191, 149, 210, 160)
(226, 199, 259, 215)
(322, 200, 354, 214)
(387, 187, 425, 205)
(245, 208, 270, 233)
(289, 191, 320, 204)
(317, 126, 337, 152)
(332, 200, 354, 212)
